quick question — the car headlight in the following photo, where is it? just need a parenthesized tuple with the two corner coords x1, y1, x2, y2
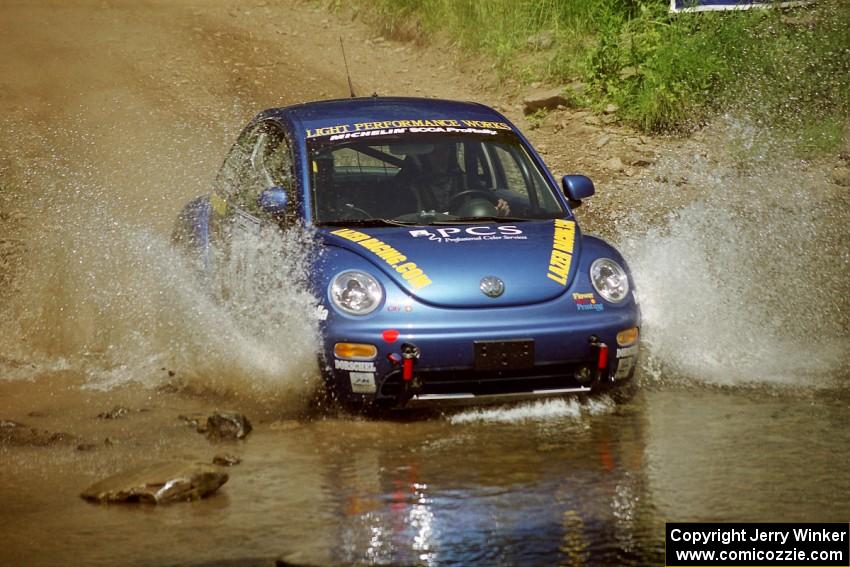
(590, 258, 629, 303)
(330, 271, 383, 315)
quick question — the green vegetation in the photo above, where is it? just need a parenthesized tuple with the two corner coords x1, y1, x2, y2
(362, 0, 849, 147)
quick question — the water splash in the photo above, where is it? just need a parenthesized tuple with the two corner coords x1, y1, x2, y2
(449, 397, 614, 425)
(614, 116, 850, 387)
(0, 120, 322, 406)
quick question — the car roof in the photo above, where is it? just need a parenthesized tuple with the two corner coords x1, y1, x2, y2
(261, 97, 512, 138)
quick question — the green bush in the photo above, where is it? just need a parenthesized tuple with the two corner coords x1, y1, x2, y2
(361, 0, 849, 147)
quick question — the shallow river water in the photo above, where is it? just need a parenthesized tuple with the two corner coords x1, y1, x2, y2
(3, 374, 850, 566)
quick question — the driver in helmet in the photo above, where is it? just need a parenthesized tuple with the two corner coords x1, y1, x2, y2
(415, 143, 510, 217)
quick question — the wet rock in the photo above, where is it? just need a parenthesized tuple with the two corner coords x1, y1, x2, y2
(205, 411, 253, 440)
(831, 166, 850, 187)
(81, 461, 228, 504)
(97, 406, 129, 419)
(523, 87, 568, 115)
(179, 413, 209, 432)
(526, 30, 554, 50)
(1, 419, 77, 447)
(213, 454, 242, 467)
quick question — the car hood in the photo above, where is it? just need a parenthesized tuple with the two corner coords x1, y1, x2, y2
(319, 219, 581, 308)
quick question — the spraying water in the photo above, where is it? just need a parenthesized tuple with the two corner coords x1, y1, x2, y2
(449, 397, 615, 425)
(613, 115, 850, 387)
(0, 119, 322, 407)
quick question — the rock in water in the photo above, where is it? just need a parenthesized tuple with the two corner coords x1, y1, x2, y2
(1, 419, 77, 447)
(81, 462, 228, 504)
(97, 406, 130, 419)
(206, 411, 252, 440)
(212, 454, 242, 466)
(178, 413, 209, 432)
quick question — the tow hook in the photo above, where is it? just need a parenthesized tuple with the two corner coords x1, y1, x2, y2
(589, 336, 610, 384)
(401, 343, 420, 382)
(389, 343, 421, 407)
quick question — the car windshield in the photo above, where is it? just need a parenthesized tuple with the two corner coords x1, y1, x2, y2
(308, 130, 565, 225)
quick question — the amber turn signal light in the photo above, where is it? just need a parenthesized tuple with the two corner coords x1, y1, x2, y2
(333, 343, 378, 360)
(617, 327, 639, 346)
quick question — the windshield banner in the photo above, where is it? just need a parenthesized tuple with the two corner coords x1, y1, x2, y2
(306, 118, 512, 139)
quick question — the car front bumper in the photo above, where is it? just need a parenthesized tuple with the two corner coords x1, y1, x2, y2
(320, 302, 640, 408)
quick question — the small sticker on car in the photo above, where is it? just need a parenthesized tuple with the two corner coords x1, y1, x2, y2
(617, 345, 638, 358)
(335, 359, 376, 372)
(350, 372, 376, 394)
(614, 356, 635, 380)
(573, 292, 604, 312)
(547, 219, 576, 285)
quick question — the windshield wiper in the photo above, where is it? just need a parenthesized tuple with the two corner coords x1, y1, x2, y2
(319, 218, 417, 228)
(430, 216, 532, 224)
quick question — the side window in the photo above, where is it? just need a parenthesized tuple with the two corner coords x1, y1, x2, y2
(259, 127, 294, 188)
(487, 142, 563, 214)
(226, 122, 295, 218)
(215, 125, 258, 198)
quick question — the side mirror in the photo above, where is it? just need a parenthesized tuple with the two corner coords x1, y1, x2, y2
(562, 175, 595, 207)
(257, 186, 288, 215)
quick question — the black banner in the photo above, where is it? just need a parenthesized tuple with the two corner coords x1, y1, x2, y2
(666, 523, 849, 566)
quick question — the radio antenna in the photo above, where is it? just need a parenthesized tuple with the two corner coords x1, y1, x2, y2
(339, 37, 356, 98)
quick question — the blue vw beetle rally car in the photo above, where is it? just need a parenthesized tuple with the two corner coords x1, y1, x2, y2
(174, 97, 640, 408)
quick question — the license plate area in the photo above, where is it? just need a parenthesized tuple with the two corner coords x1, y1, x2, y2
(474, 339, 534, 371)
